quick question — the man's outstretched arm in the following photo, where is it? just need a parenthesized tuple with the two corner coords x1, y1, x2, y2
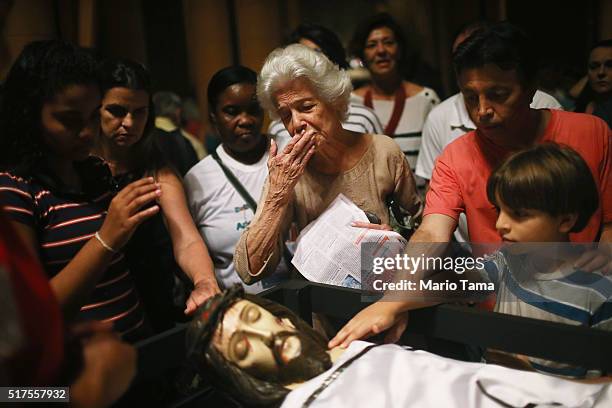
(329, 214, 457, 348)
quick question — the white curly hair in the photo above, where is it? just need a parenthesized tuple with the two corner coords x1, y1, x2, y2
(257, 44, 352, 121)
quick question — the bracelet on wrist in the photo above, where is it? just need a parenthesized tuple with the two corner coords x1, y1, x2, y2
(94, 231, 118, 254)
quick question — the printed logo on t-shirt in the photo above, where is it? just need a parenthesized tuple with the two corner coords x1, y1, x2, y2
(234, 203, 252, 231)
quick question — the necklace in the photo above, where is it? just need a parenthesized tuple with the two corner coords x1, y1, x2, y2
(363, 85, 406, 136)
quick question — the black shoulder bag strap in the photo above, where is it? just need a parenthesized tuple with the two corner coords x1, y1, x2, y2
(211, 149, 258, 211)
(210, 150, 293, 269)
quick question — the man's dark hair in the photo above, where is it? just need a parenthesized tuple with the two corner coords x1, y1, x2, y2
(451, 20, 491, 52)
(453, 21, 537, 84)
(350, 13, 407, 71)
(288, 23, 349, 69)
(186, 286, 330, 407)
(98, 58, 166, 175)
(590, 39, 612, 54)
(207, 65, 258, 114)
(0, 40, 98, 174)
(487, 143, 599, 233)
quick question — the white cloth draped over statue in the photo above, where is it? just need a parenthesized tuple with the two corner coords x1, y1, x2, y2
(282, 341, 611, 408)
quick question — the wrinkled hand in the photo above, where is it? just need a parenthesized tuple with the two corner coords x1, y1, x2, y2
(70, 321, 136, 408)
(184, 280, 221, 315)
(267, 129, 317, 204)
(574, 247, 612, 274)
(98, 177, 161, 251)
(351, 221, 393, 231)
(329, 301, 408, 349)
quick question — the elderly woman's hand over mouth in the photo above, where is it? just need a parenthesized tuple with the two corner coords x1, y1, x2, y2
(267, 129, 317, 206)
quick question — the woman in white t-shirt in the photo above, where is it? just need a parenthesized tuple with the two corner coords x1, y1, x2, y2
(184, 66, 287, 293)
(351, 13, 440, 180)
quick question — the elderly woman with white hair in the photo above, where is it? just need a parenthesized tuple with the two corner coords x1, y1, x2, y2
(234, 44, 422, 284)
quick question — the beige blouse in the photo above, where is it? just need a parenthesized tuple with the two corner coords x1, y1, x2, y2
(234, 134, 422, 284)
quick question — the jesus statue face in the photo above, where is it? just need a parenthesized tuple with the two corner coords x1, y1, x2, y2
(210, 299, 331, 384)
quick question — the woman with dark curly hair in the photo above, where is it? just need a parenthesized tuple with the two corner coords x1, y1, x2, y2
(351, 13, 440, 183)
(94, 58, 220, 331)
(0, 40, 159, 341)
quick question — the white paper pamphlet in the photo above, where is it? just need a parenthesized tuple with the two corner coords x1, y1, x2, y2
(291, 194, 407, 288)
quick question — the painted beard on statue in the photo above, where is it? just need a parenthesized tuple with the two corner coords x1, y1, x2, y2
(186, 286, 332, 406)
(251, 328, 332, 384)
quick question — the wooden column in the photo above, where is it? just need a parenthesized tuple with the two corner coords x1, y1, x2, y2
(78, 0, 96, 47)
(1, 0, 56, 78)
(235, 0, 284, 70)
(183, 0, 233, 124)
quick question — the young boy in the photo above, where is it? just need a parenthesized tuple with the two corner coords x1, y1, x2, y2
(479, 143, 611, 378)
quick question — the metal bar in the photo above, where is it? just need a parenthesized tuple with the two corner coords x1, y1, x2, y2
(280, 279, 313, 325)
(134, 281, 612, 386)
(135, 323, 187, 383)
(303, 283, 612, 370)
(407, 304, 612, 370)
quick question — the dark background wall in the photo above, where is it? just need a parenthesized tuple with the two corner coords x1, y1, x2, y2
(1, 0, 610, 127)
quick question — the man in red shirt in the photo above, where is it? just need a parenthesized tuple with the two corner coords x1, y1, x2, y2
(425, 27, 610, 244)
(331, 22, 611, 347)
